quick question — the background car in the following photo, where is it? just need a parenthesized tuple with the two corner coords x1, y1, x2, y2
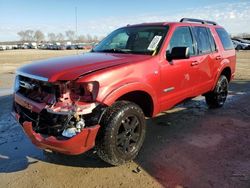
(232, 40, 250, 50)
(234, 38, 250, 45)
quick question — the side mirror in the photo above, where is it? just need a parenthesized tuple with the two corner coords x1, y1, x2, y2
(166, 47, 190, 62)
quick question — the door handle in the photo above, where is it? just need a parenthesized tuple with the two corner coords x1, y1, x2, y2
(191, 61, 199, 66)
(216, 55, 222, 60)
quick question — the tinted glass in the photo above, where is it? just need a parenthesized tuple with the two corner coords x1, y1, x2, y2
(207, 29, 217, 52)
(109, 32, 129, 49)
(93, 26, 169, 55)
(216, 28, 234, 50)
(193, 27, 211, 54)
(167, 27, 194, 55)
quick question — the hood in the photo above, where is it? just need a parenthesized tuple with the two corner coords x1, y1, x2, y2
(17, 52, 152, 82)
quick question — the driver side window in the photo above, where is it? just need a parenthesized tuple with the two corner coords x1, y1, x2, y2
(167, 26, 195, 56)
(106, 32, 129, 49)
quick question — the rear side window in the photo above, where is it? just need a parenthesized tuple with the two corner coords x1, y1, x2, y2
(216, 28, 234, 50)
(207, 29, 217, 52)
(167, 26, 195, 55)
(193, 27, 211, 54)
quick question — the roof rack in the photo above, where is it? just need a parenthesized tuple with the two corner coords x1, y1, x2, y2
(180, 18, 217, 25)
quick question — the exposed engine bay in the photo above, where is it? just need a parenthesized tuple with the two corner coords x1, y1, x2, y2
(14, 75, 105, 139)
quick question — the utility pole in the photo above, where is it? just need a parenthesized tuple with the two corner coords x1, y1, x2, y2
(75, 6, 78, 54)
(75, 6, 78, 40)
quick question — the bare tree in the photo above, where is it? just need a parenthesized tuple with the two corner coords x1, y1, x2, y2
(17, 30, 34, 41)
(47, 33, 57, 42)
(24, 30, 34, 41)
(56, 33, 64, 42)
(93, 35, 98, 42)
(34, 30, 45, 42)
(242, 33, 250, 38)
(65, 30, 76, 41)
(86, 34, 92, 43)
(18, 30, 102, 43)
(77, 35, 86, 42)
(17, 31, 26, 42)
(234, 33, 250, 38)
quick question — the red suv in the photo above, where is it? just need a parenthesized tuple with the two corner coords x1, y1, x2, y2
(12, 18, 236, 165)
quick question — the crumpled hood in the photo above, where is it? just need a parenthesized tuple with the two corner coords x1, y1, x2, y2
(17, 52, 152, 82)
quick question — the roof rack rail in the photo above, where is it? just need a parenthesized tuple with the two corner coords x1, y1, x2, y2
(180, 18, 217, 25)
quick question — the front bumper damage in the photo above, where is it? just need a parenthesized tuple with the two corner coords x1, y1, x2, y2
(13, 113, 100, 155)
(12, 92, 101, 155)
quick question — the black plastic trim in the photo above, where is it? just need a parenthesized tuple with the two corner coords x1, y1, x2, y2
(180, 18, 217, 25)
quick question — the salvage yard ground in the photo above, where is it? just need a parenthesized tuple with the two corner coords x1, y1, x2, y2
(0, 50, 250, 188)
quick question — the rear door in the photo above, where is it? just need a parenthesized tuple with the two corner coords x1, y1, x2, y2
(191, 26, 219, 94)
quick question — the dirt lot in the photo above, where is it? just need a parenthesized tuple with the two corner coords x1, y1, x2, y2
(0, 50, 250, 188)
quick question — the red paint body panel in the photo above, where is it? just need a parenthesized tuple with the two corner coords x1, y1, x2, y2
(12, 111, 100, 155)
(18, 53, 152, 82)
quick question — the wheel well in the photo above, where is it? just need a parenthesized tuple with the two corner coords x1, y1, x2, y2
(221, 67, 231, 82)
(116, 91, 154, 117)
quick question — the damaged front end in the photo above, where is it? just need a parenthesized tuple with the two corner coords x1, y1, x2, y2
(12, 74, 105, 155)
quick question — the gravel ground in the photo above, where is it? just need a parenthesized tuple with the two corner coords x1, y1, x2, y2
(0, 50, 249, 188)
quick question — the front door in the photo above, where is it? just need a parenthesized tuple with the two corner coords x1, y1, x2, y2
(159, 26, 199, 111)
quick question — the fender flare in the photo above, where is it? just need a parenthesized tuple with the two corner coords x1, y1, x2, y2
(212, 59, 231, 90)
(101, 82, 159, 116)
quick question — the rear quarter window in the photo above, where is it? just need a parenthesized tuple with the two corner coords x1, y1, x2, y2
(216, 28, 234, 50)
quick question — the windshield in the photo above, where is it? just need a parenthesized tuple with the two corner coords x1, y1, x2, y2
(92, 26, 169, 55)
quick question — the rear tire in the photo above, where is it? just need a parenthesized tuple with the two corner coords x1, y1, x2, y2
(205, 75, 228, 108)
(96, 101, 146, 166)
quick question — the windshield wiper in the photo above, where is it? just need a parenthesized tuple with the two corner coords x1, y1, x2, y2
(97, 48, 131, 54)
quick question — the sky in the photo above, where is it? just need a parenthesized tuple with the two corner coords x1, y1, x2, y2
(0, 0, 250, 41)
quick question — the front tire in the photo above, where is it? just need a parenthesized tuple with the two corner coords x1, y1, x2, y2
(96, 101, 146, 166)
(205, 75, 229, 108)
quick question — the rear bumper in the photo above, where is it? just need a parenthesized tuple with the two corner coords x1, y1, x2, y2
(12, 111, 100, 155)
